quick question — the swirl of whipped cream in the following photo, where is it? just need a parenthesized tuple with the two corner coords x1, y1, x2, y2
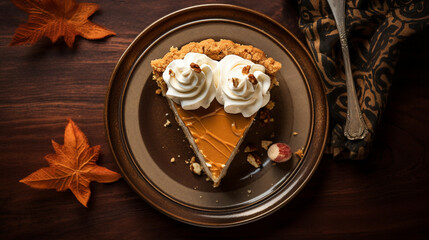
(214, 55, 271, 117)
(163, 53, 218, 110)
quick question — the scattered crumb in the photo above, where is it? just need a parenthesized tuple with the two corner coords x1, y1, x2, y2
(177, 128, 180, 131)
(270, 132, 275, 138)
(261, 140, 273, 150)
(199, 195, 203, 199)
(259, 108, 270, 126)
(247, 189, 252, 194)
(170, 157, 175, 163)
(165, 113, 169, 116)
(293, 131, 298, 136)
(193, 186, 198, 190)
(190, 156, 196, 163)
(163, 119, 171, 127)
(155, 88, 162, 95)
(269, 118, 275, 122)
(182, 139, 185, 142)
(244, 144, 257, 153)
(190, 162, 202, 175)
(205, 177, 210, 181)
(216, 200, 219, 203)
(247, 153, 262, 168)
(272, 162, 277, 166)
(178, 154, 180, 158)
(295, 148, 304, 159)
(265, 100, 275, 110)
(185, 159, 190, 164)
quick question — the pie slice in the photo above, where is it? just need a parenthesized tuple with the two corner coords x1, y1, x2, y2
(151, 39, 281, 187)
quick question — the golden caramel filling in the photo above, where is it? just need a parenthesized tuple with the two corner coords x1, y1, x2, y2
(174, 101, 254, 179)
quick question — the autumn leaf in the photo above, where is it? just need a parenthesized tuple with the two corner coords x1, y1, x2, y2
(20, 119, 121, 207)
(10, 0, 116, 47)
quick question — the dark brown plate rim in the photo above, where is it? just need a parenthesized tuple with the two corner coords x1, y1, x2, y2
(105, 4, 328, 227)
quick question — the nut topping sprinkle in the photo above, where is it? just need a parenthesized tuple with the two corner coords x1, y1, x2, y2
(190, 62, 201, 73)
(231, 78, 239, 88)
(248, 74, 258, 85)
(242, 65, 251, 75)
(168, 69, 175, 77)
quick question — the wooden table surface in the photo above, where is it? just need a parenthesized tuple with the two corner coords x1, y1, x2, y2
(1, 0, 428, 239)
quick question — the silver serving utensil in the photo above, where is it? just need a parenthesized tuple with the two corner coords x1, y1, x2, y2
(327, 0, 368, 140)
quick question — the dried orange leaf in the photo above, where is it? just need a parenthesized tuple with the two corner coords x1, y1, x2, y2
(10, 0, 116, 47)
(20, 119, 121, 207)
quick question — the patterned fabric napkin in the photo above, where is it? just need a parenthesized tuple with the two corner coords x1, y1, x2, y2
(298, 0, 429, 160)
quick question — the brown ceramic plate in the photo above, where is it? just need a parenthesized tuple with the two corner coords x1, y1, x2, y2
(105, 4, 328, 227)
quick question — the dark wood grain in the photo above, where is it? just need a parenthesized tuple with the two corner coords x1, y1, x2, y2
(0, 0, 428, 239)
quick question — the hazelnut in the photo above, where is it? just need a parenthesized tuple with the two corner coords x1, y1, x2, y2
(267, 143, 292, 163)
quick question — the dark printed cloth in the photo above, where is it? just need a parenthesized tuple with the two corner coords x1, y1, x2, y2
(298, 0, 429, 160)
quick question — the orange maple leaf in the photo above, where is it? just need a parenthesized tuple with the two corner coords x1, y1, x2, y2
(20, 119, 121, 207)
(10, 0, 116, 47)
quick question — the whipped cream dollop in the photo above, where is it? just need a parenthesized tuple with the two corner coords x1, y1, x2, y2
(214, 55, 271, 117)
(163, 53, 218, 110)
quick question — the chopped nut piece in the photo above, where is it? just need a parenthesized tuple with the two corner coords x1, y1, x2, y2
(295, 148, 304, 159)
(168, 69, 175, 77)
(190, 162, 202, 175)
(261, 140, 273, 150)
(170, 157, 175, 163)
(190, 62, 201, 73)
(242, 65, 251, 74)
(163, 119, 171, 127)
(231, 77, 239, 88)
(244, 144, 257, 153)
(265, 100, 275, 110)
(293, 131, 298, 136)
(155, 88, 162, 95)
(247, 153, 262, 168)
(248, 74, 258, 85)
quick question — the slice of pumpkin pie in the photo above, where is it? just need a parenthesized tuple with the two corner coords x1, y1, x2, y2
(151, 39, 281, 187)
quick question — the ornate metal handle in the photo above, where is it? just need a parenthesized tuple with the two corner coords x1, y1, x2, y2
(327, 0, 368, 140)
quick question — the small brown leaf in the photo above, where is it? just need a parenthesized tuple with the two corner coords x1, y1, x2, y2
(10, 0, 116, 47)
(20, 119, 121, 207)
